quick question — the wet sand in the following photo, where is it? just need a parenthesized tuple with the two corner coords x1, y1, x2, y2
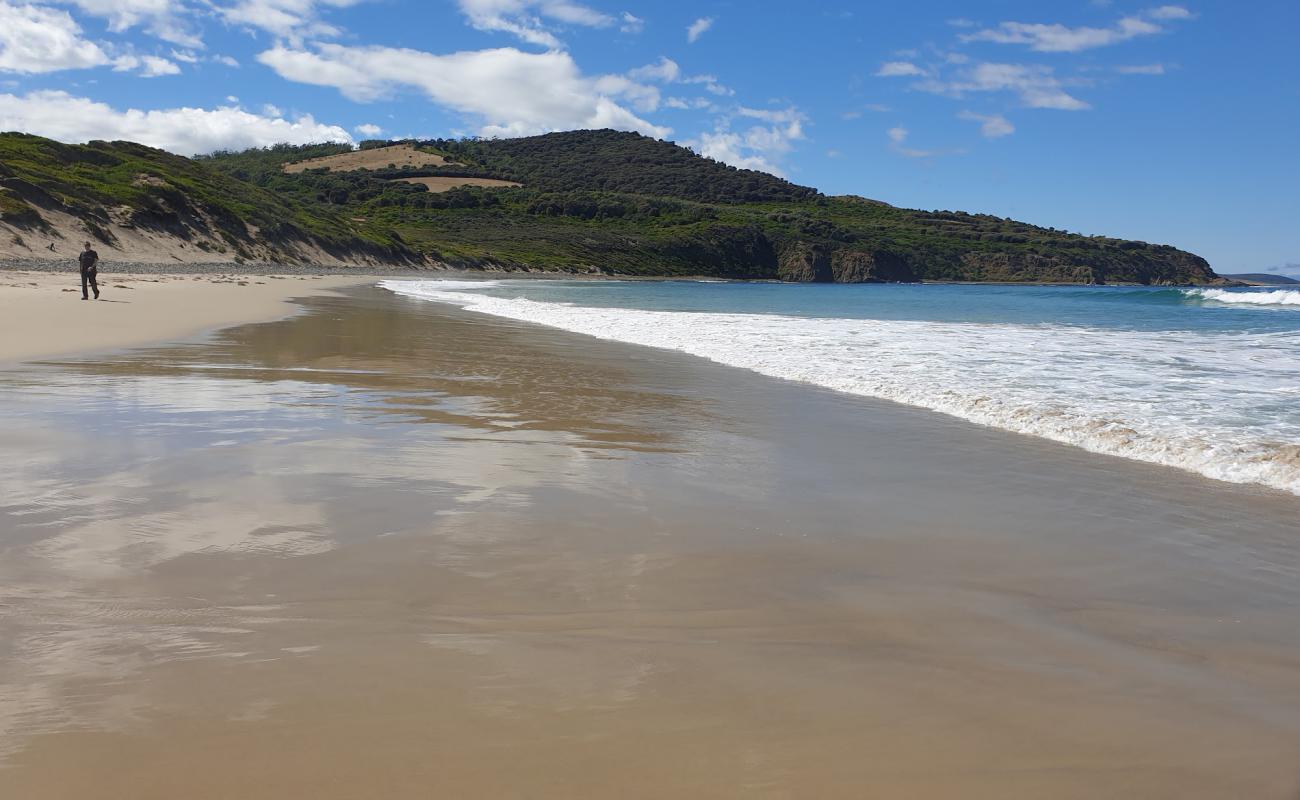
(1, 286, 1298, 798)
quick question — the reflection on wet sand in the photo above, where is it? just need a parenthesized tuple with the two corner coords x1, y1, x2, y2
(1, 286, 1299, 799)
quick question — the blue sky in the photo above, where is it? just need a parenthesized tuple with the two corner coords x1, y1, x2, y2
(0, 1, 1296, 273)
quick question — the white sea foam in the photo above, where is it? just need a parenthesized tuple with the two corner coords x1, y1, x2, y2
(1187, 288, 1300, 307)
(391, 279, 503, 291)
(380, 280, 1300, 496)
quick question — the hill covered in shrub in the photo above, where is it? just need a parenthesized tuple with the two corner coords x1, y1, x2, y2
(2, 129, 1222, 285)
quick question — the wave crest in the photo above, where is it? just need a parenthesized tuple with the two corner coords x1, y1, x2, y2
(1186, 288, 1300, 307)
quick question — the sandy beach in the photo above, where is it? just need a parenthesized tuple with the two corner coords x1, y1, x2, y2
(1, 281, 1298, 799)
(0, 270, 382, 362)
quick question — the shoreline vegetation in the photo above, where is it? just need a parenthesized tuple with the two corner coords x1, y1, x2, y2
(1, 130, 1227, 286)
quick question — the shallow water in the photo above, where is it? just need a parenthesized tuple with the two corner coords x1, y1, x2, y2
(382, 280, 1300, 495)
(1, 287, 1298, 799)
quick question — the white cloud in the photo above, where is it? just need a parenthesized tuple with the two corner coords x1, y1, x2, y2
(0, 90, 353, 155)
(1115, 63, 1165, 74)
(875, 60, 925, 77)
(690, 106, 805, 177)
(885, 125, 954, 159)
(917, 62, 1090, 111)
(628, 56, 679, 83)
(619, 11, 643, 34)
(218, 0, 367, 42)
(55, 0, 201, 48)
(1147, 5, 1192, 20)
(355, 122, 382, 136)
(664, 96, 713, 111)
(0, 2, 109, 74)
(257, 43, 670, 139)
(962, 6, 1191, 53)
(682, 73, 733, 96)
(214, 54, 240, 67)
(686, 16, 713, 43)
(957, 110, 1014, 138)
(456, 0, 616, 48)
(112, 53, 181, 77)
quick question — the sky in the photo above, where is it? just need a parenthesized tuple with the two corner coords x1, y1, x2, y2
(0, 0, 1296, 274)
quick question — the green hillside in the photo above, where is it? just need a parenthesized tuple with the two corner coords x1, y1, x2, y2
(1, 129, 1222, 285)
(0, 133, 412, 264)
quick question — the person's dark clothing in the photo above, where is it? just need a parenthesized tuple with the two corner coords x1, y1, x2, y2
(79, 249, 99, 300)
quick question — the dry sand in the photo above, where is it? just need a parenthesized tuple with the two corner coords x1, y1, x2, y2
(0, 287, 1297, 798)
(0, 270, 379, 362)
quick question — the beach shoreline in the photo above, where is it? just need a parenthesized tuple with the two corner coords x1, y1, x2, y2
(0, 285, 1297, 798)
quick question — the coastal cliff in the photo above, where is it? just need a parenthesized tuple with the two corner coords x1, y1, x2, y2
(0, 130, 1224, 285)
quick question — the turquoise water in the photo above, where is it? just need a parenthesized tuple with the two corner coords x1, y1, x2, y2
(382, 279, 1300, 495)
(428, 280, 1300, 331)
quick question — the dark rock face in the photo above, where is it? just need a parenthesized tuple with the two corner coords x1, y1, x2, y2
(830, 250, 915, 283)
(777, 241, 832, 282)
(959, 252, 1095, 283)
(958, 250, 1224, 285)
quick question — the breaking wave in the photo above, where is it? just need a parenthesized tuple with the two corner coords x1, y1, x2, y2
(380, 280, 1300, 496)
(1185, 288, 1300, 307)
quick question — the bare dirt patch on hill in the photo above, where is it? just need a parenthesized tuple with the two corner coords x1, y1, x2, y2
(393, 176, 524, 193)
(283, 144, 455, 173)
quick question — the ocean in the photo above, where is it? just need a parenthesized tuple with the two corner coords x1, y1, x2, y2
(381, 279, 1300, 496)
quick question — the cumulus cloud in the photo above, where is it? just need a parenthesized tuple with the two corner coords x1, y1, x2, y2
(54, 0, 201, 48)
(875, 61, 925, 77)
(0, 90, 352, 154)
(957, 110, 1014, 138)
(691, 106, 805, 177)
(962, 6, 1191, 53)
(257, 43, 670, 139)
(457, 0, 616, 48)
(0, 2, 110, 73)
(686, 16, 713, 43)
(354, 122, 382, 136)
(917, 62, 1090, 110)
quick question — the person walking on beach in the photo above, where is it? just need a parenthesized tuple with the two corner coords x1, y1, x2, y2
(78, 242, 100, 300)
